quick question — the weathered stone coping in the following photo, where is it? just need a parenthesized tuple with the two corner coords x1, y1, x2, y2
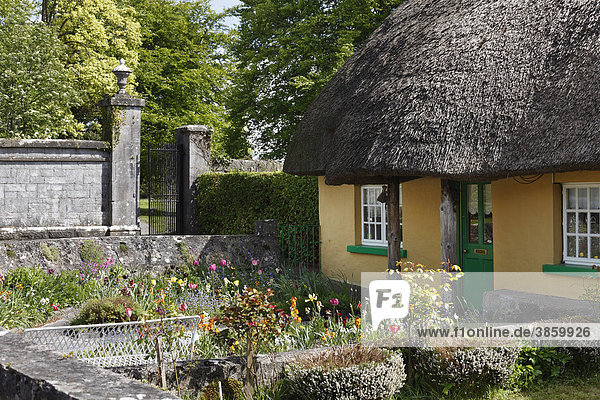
(0, 332, 180, 400)
(114, 346, 338, 396)
(0, 139, 109, 149)
(0, 226, 280, 274)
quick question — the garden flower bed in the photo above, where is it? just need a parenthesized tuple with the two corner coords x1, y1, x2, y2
(4, 256, 600, 400)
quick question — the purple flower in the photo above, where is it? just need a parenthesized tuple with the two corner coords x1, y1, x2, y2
(330, 298, 339, 306)
(193, 260, 199, 267)
(156, 306, 165, 316)
(47, 269, 54, 275)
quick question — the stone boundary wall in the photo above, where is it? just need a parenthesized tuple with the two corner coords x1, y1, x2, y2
(0, 221, 280, 275)
(211, 159, 283, 173)
(0, 331, 180, 400)
(114, 346, 334, 396)
(0, 140, 111, 240)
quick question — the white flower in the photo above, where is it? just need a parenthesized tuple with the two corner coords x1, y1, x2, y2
(40, 297, 49, 305)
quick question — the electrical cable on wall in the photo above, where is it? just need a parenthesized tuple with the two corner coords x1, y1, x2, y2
(513, 174, 543, 184)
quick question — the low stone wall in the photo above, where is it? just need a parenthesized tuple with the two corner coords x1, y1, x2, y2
(212, 159, 283, 173)
(0, 140, 110, 240)
(114, 346, 333, 396)
(0, 221, 280, 275)
(0, 332, 180, 400)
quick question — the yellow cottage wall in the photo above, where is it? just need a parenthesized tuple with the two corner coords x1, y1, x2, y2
(318, 176, 440, 285)
(319, 171, 600, 299)
(493, 171, 600, 299)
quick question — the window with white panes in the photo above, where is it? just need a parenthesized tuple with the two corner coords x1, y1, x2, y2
(361, 185, 402, 247)
(563, 184, 600, 265)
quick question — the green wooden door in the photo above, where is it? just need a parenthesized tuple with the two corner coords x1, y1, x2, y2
(459, 183, 494, 309)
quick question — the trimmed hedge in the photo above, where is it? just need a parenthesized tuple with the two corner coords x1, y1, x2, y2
(194, 172, 318, 234)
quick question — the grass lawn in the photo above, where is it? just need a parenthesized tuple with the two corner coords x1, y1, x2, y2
(140, 198, 149, 223)
(395, 372, 600, 400)
(496, 373, 600, 400)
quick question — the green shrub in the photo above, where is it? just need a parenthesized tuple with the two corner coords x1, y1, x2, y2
(5, 245, 16, 259)
(511, 347, 572, 388)
(201, 378, 244, 400)
(564, 346, 600, 372)
(40, 243, 59, 262)
(194, 172, 318, 234)
(285, 345, 406, 400)
(71, 296, 143, 325)
(79, 240, 105, 265)
(413, 347, 519, 395)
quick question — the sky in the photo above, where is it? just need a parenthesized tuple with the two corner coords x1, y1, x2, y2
(210, 0, 240, 28)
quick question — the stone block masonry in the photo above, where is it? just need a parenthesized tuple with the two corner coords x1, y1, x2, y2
(0, 140, 111, 240)
(0, 220, 280, 275)
(0, 332, 180, 400)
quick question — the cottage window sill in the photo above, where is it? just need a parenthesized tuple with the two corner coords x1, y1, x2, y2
(346, 245, 407, 258)
(542, 263, 600, 277)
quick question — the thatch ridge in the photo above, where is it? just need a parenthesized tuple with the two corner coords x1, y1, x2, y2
(284, 0, 600, 184)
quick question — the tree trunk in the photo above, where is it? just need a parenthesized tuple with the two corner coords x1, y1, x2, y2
(387, 177, 401, 271)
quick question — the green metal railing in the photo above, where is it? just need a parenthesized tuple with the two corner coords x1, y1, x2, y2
(278, 224, 321, 274)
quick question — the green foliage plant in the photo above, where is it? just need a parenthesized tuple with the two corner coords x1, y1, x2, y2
(47, 0, 142, 135)
(0, 0, 83, 138)
(71, 296, 143, 325)
(213, 287, 284, 398)
(40, 243, 59, 262)
(226, 0, 403, 158)
(511, 347, 572, 389)
(195, 172, 318, 234)
(79, 240, 105, 265)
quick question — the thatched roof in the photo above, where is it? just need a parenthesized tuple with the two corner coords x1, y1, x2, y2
(284, 0, 600, 184)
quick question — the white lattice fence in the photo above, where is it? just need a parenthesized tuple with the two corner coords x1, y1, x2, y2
(23, 316, 201, 368)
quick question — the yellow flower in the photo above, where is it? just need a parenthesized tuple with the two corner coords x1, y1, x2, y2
(151, 279, 156, 286)
(169, 277, 177, 283)
(306, 293, 317, 302)
(233, 280, 239, 287)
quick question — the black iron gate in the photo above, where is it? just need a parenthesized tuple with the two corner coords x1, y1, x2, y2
(147, 142, 182, 234)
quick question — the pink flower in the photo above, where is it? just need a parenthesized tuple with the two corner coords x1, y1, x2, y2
(257, 270, 262, 275)
(209, 264, 217, 272)
(251, 260, 259, 266)
(125, 308, 133, 318)
(219, 259, 227, 267)
(189, 283, 198, 290)
(179, 302, 188, 312)
(193, 260, 199, 267)
(330, 298, 339, 306)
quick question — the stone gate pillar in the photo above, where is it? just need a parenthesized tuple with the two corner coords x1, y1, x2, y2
(176, 125, 212, 234)
(99, 59, 145, 236)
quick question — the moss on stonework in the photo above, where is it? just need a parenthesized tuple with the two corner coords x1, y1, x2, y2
(201, 379, 243, 400)
(80, 240, 105, 265)
(40, 243, 59, 262)
(176, 241, 194, 264)
(119, 242, 129, 254)
(5, 245, 16, 259)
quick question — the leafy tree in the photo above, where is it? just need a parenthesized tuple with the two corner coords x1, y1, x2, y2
(0, 0, 83, 138)
(43, 0, 142, 136)
(225, 0, 402, 159)
(130, 0, 233, 158)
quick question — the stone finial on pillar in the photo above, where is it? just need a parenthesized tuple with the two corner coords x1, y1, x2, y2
(176, 125, 213, 234)
(99, 59, 145, 236)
